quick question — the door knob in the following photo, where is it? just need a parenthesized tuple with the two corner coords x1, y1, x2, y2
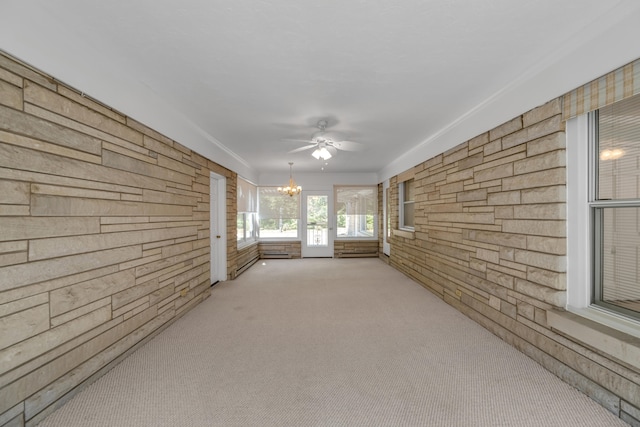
(216, 235, 221, 239)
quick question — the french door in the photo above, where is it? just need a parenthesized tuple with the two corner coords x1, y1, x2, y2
(301, 190, 333, 257)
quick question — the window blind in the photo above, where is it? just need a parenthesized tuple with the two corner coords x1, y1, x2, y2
(237, 177, 256, 213)
(597, 93, 640, 200)
(334, 186, 376, 215)
(258, 187, 299, 218)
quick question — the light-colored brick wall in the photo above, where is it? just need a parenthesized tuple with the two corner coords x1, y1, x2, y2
(0, 52, 240, 426)
(387, 98, 640, 422)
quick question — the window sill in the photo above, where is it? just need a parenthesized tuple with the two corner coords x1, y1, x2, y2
(393, 229, 415, 239)
(547, 308, 640, 370)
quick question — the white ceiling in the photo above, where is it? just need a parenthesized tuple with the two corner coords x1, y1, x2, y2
(2, 1, 640, 183)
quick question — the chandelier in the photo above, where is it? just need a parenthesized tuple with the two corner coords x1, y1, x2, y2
(278, 162, 302, 197)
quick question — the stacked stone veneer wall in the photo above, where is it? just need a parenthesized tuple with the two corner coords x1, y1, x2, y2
(387, 99, 640, 423)
(0, 53, 241, 427)
(334, 240, 378, 258)
(258, 241, 301, 259)
(234, 243, 260, 277)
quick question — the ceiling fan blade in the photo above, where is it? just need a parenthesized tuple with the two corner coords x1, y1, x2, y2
(331, 140, 364, 151)
(282, 138, 313, 144)
(288, 145, 317, 154)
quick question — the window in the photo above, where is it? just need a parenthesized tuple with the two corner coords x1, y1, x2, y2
(236, 212, 255, 244)
(590, 94, 640, 320)
(386, 187, 391, 240)
(257, 187, 300, 239)
(335, 186, 377, 239)
(237, 177, 257, 246)
(399, 178, 415, 230)
(558, 62, 640, 367)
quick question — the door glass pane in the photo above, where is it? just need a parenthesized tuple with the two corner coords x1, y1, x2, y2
(596, 207, 640, 317)
(306, 195, 328, 247)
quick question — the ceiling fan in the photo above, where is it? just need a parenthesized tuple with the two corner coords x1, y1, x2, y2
(286, 119, 364, 160)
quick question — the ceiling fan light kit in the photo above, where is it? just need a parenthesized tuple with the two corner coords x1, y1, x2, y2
(311, 145, 332, 160)
(277, 162, 302, 197)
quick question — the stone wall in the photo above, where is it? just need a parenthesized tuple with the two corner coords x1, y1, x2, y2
(258, 241, 302, 259)
(387, 98, 640, 423)
(334, 240, 378, 258)
(234, 243, 260, 277)
(0, 53, 239, 427)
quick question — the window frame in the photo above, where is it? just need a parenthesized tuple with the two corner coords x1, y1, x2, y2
(256, 186, 301, 240)
(399, 178, 415, 231)
(589, 107, 640, 321)
(236, 212, 256, 247)
(386, 186, 391, 240)
(334, 185, 378, 240)
(236, 177, 257, 248)
(565, 109, 640, 338)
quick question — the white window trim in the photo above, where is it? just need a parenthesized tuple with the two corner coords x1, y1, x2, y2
(256, 187, 301, 241)
(558, 114, 640, 370)
(566, 114, 591, 311)
(399, 180, 415, 231)
(237, 212, 257, 249)
(563, 113, 640, 342)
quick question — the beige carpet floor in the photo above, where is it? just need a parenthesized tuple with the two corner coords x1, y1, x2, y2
(38, 258, 627, 426)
